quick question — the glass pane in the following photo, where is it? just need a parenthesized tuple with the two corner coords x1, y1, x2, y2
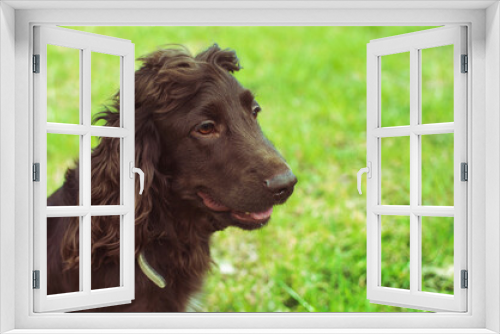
(421, 45, 454, 124)
(91, 215, 121, 290)
(91, 52, 121, 127)
(47, 133, 80, 205)
(47, 45, 80, 124)
(47, 216, 80, 295)
(421, 134, 454, 206)
(381, 215, 410, 289)
(91, 137, 121, 205)
(381, 136, 410, 205)
(421, 217, 454, 295)
(381, 52, 410, 127)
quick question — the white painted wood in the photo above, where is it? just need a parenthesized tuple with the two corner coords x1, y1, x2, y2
(366, 29, 379, 312)
(33, 26, 135, 313)
(368, 26, 468, 57)
(409, 43, 419, 298)
(3, 0, 497, 10)
(32, 24, 49, 314)
(0, 329, 498, 334)
(121, 35, 135, 301)
(8, 5, 490, 333)
(81, 45, 92, 298)
(412, 123, 455, 135)
(452, 25, 468, 313)
(412, 206, 455, 217)
(46, 123, 130, 138)
(46, 206, 130, 217)
(371, 206, 455, 217)
(90, 126, 130, 138)
(0, 2, 17, 333)
(372, 205, 411, 215)
(33, 26, 131, 56)
(366, 26, 467, 312)
(371, 123, 454, 138)
(485, 3, 500, 333)
(371, 126, 411, 138)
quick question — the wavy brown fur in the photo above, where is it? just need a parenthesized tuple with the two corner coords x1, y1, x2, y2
(46, 44, 296, 312)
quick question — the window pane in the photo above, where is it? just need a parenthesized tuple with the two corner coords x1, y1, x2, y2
(421, 217, 454, 295)
(47, 133, 80, 205)
(47, 45, 80, 124)
(421, 134, 454, 206)
(91, 215, 121, 290)
(47, 216, 80, 295)
(381, 52, 410, 127)
(381, 136, 410, 205)
(421, 45, 454, 124)
(380, 215, 410, 290)
(91, 137, 121, 205)
(91, 52, 121, 127)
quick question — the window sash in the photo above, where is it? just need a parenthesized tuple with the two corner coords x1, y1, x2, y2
(366, 26, 468, 312)
(32, 25, 136, 313)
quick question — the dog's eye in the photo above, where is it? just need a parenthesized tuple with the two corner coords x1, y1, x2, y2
(252, 105, 261, 119)
(196, 121, 216, 135)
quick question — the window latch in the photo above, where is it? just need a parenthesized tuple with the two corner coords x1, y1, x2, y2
(357, 162, 372, 195)
(129, 162, 145, 195)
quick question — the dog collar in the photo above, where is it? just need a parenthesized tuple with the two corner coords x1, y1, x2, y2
(137, 251, 167, 289)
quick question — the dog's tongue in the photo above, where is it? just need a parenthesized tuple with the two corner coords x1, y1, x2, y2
(248, 207, 273, 220)
(232, 207, 273, 222)
(198, 192, 273, 222)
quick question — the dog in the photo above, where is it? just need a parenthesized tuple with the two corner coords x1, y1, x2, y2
(47, 44, 297, 312)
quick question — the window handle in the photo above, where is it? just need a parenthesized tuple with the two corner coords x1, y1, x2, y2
(357, 162, 372, 195)
(129, 162, 145, 195)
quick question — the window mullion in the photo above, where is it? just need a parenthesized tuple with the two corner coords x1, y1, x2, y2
(81, 48, 92, 294)
(78, 48, 85, 292)
(409, 47, 420, 294)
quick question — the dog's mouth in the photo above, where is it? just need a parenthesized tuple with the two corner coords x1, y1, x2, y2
(197, 191, 273, 224)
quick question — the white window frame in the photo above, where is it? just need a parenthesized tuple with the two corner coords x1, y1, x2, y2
(0, 1, 499, 333)
(366, 26, 468, 312)
(33, 25, 136, 313)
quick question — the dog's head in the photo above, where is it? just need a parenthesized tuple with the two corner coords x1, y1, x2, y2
(134, 44, 297, 230)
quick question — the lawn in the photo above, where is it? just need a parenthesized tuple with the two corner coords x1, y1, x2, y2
(47, 26, 454, 312)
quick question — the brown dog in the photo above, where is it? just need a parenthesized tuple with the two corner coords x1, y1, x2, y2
(47, 44, 297, 312)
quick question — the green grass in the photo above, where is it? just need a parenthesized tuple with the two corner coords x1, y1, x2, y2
(47, 26, 455, 312)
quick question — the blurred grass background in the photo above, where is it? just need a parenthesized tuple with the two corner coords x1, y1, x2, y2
(46, 26, 455, 312)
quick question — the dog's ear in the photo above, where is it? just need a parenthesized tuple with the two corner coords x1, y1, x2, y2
(133, 109, 168, 255)
(195, 43, 241, 73)
(134, 45, 240, 113)
(135, 46, 204, 112)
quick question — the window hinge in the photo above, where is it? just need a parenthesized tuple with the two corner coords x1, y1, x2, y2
(461, 162, 468, 181)
(33, 270, 40, 289)
(461, 270, 468, 289)
(461, 54, 468, 73)
(33, 54, 40, 73)
(33, 163, 40, 182)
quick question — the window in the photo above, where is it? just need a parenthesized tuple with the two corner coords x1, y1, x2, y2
(1, 2, 498, 333)
(364, 26, 467, 312)
(33, 26, 138, 312)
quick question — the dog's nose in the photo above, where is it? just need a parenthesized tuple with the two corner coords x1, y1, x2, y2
(264, 170, 298, 200)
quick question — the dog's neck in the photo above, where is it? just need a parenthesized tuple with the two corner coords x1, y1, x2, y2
(138, 206, 216, 290)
